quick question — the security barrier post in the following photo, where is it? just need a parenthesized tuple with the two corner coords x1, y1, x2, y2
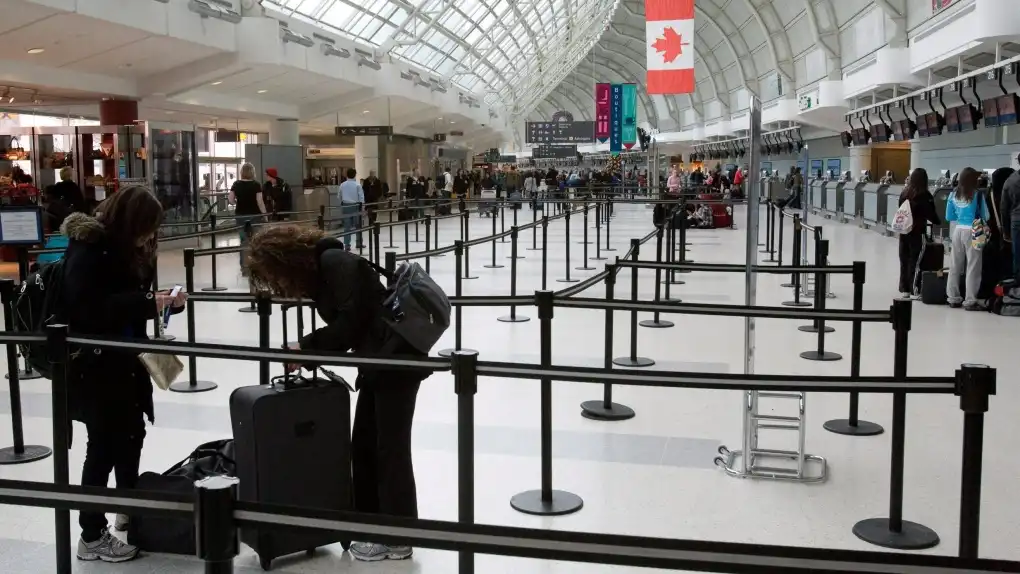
(557, 210, 579, 283)
(170, 249, 219, 393)
(956, 364, 995, 559)
(800, 240, 841, 361)
(201, 214, 227, 292)
(484, 211, 503, 269)
(578, 203, 595, 270)
(440, 242, 478, 357)
(541, 215, 549, 290)
(498, 227, 530, 323)
(0, 279, 51, 464)
(257, 292, 273, 385)
(452, 350, 479, 573)
(592, 202, 606, 261)
(613, 239, 655, 367)
(195, 475, 240, 574)
(581, 264, 636, 421)
(46, 324, 72, 574)
(641, 228, 675, 328)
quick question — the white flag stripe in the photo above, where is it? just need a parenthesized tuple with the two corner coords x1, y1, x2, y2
(645, 19, 695, 71)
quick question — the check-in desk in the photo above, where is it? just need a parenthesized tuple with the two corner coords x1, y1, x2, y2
(767, 179, 786, 202)
(840, 182, 867, 223)
(808, 180, 826, 212)
(883, 185, 904, 232)
(860, 183, 892, 231)
(823, 181, 845, 218)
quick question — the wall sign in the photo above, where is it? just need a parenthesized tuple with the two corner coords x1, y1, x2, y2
(932, 0, 954, 14)
(335, 125, 393, 136)
(610, 84, 622, 154)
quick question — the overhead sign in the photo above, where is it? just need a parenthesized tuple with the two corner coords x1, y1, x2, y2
(622, 83, 637, 150)
(932, 0, 953, 14)
(610, 84, 623, 154)
(432, 133, 447, 142)
(335, 125, 393, 136)
(498, 155, 517, 163)
(595, 83, 611, 143)
(525, 121, 595, 144)
(449, 130, 464, 137)
(533, 145, 577, 159)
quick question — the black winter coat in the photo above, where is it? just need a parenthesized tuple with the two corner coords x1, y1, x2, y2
(60, 212, 182, 425)
(299, 239, 428, 389)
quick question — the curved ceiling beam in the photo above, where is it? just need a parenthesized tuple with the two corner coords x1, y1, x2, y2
(739, 0, 793, 85)
(872, 0, 908, 47)
(552, 86, 592, 121)
(801, 0, 842, 79)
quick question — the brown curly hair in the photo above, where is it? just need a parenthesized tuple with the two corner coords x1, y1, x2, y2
(246, 225, 327, 297)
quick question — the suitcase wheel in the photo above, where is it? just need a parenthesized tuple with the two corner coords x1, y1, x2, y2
(259, 556, 273, 571)
(341, 540, 351, 551)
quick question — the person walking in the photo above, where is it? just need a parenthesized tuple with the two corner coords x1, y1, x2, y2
(338, 168, 365, 251)
(229, 162, 267, 270)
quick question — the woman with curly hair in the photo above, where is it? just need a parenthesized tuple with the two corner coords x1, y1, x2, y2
(246, 225, 425, 562)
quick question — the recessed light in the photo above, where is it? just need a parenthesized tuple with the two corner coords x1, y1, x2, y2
(26, 48, 44, 54)
(450, 120, 456, 124)
(437, 117, 443, 120)
(165, 111, 175, 115)
(211, 81, 222, 86)
(362, 110, 370, 114)
(257, 89, 267, 94)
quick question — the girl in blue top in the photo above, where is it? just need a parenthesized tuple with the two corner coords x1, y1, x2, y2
(945, 167, 991, 309)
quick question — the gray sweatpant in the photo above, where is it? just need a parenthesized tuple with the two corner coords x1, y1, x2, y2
(947, 225, 982, 305)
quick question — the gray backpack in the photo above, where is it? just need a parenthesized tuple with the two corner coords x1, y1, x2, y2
(368, 260, 451, 353)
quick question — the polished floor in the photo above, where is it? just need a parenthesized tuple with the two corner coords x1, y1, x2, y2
(0, 201, 1018, 573)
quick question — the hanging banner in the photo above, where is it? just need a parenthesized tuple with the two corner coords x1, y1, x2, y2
(622, 83, 637, 150)
(645, 0, 695, 94)
(595, 83, 611, 143)
(610, 83, 622, 154)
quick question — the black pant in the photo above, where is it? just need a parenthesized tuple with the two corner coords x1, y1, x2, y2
(79, 414, 146, 542)
(366, 206, 377, 225)
(898, 234, 923, 294)
(352, 379, 421, 518)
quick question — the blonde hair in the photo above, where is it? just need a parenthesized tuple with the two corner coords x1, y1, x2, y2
(240, 162, 256, 181)
(59, 167, 73, 181)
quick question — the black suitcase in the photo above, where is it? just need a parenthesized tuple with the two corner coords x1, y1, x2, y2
(229, 378, 352, 570)
(917, 235, 945, 273)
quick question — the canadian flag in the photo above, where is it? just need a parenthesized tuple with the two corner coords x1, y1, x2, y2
(645, 0, 695, 95)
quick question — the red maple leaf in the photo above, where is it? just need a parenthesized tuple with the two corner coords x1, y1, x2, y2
(652, 27, 689, 64)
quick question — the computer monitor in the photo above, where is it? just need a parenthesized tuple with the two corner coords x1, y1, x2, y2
(840, 131, 852, 147)
(997, 94, 1018, 125)
(945, 107, 961, 133)
(982, 98, 1000, 128)
(917, 117, 930, 138)
(892, 120, 904, 141)
(958, 105, 976, 132)
(926, 112, 943, 136)
(871, 123, 890, 143)
(901, 119, 917, 140)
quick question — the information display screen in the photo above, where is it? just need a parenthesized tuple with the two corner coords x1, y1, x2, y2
(925, 112, 942, 136)
(997, 94, 1018, 125)
(532, 145, 577, 159)
(525, 121, 595, 144)
(871, 123, 890, 143)
(0, 206, 43, 245)
(958, 105, 975, 131)
(982, 98, 1000, 128)
(892, 120, 904, 141)
(917, 117, 930, 138)
(945, 107, 960, 132)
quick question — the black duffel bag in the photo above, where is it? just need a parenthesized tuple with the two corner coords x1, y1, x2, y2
(128, 439, 234, 555)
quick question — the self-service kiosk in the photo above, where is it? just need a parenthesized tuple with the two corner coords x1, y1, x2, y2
(881, 172, 904, 235)
(930, 170, 955, 240)
(840, 170, 870, 223)
(861, 171, 896, 233)
(822, 170, 851, 219)
(762, 170, 785, 202)
(808, 175, 826, 213)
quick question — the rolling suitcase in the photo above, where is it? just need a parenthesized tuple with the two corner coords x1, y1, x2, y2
(230, 376, 352, 570)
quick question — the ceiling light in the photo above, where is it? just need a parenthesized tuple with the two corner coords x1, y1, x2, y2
(211, 81, 222, 86)
(26, 48, 44, 54)
(165, 111, 175, 115)
(450, 120, 456, 124)
(257, 89, 267, 94)
(437, 117, 443, 120)
(362, 110, 370, 114)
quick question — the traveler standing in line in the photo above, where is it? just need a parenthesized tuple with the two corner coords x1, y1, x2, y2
(264, 168, 293, 220)
(338, 168, 365, 251)
(229, 162, 267, 270)
(48, 166, 87, 214)
(667, 168, 682, 197)
(946, 167, 990, 309)
(406, 169, 425, 218)
(246, 225, 428, 562)
(64, 187, 187, 563)
(1000, 154, 1020, 278)
(524, 171, 536, 199)
(896, 168, 939, 298)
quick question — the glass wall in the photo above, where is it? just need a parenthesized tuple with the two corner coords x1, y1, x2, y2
(196, 128, 265, 220)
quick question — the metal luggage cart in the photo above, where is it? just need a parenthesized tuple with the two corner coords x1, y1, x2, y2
(715, 390, 828, 483)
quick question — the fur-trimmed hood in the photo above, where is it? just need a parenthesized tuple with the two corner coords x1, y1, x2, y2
(60, 212, 105, 243)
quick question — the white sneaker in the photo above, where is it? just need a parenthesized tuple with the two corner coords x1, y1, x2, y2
(349, 542, 413, 562)
(899, 292, 911, 300)
(113, 514, 129, 532)
(76, 528, 139, 563)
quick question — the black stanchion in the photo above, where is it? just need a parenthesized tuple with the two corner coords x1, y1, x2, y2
(641, 228, 676, 328)
(169, 249, 219, 393)
(581, 265, 636, 422)
(257, 291, 272, 385)
(385, 216, 396, 248)
(432, 215, 444, 258)
(613, 239, 655, 368)
(661, 221, 686, 287)
(798, 235, 836, 335)
(603, 198, 616, 251)
(577, 204, 596, 270)
(499, 228, 530, 323)
(201, 214, 228, 292)
(404, 218, 411, 253)
(413, 215, 422, 243)
(853, 299, 939, 550)
(765, 207, 781, 264)
(0, 279, 51, 465)
(758, 200, 768, 248)
(782, 217, 812, 308)
(462, 210, 469, 243)
(500, 202, 506, 242)
(557, 210, 579, 284)
(385, 251, 396, 276)
(356, 202, 365, 251)
(956, 364, 995, 560)
(452, 350, 478, 574)
(800, 241, 841, 361)
(506, 210, 524, 260)
(541, 215, 549, 290)
(527, 203, 540, 251)
(238, 220, 257, 313)
(484, 211, 504, 269)
(440, 242, 478, 358)
(824, 261, 883, 436)
(425, 215, 433, 274)
(781, 214, 801, 288)
(591, 202, 607, 261)
(195, 474, 240, 574)
(46, 324, 72, 574)
(373, 224, 381, 266)
(511, 291, 584, 516)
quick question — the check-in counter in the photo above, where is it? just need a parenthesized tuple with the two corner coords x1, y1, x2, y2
(824, 181, 845, 218)
(767, 179, 786, 202)
(808, 180, 826, 212)
(840, 182, 867, 223)
(861, 183, 891, 229)
(884, 185, 904, 230)
(931, 186, 953, 240)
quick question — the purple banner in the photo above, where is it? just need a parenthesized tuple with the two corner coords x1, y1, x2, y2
(596, 83, 611, 143)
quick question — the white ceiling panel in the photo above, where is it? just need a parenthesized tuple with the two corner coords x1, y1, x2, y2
(0, 13, 149, 68)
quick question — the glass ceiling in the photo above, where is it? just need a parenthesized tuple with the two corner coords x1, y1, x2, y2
(263, 0, 617, 114)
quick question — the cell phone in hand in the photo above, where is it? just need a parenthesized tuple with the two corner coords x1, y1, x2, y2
(162, 285, 182, 329)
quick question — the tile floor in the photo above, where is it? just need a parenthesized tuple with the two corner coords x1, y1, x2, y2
(0, 201, 1018, 573)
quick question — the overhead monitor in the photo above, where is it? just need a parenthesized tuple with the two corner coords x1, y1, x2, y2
(840, 131, 852, 147)
(852, 127, 870, 146)
(870, 123, 890, 143)
(958, 105, 977, 132)
(925, 112, 943, 136)
(901, 119, 917, 140)
(891, 120, 905, 141)
(982, 98, 1000, 128)
(945, 106, 961, 133)
(997, 94, 1019, 125)
(917, 116, 930, 138)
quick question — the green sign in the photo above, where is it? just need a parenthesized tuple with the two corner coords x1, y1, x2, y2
(621, 83, 637, 150)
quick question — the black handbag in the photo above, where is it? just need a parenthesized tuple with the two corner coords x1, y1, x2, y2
(128, 439, 234, 554)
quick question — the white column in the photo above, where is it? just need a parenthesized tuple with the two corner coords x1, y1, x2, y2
(355, 136, 380, 179)
(850, 145, 873, 179)
(268, 118, 299, 146)
(909, 138, 921, 173)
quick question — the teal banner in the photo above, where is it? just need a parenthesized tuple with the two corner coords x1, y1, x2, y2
(621, 83, 637, 150)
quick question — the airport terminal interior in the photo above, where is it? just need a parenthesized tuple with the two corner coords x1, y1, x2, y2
(0, 0, 1020, 572)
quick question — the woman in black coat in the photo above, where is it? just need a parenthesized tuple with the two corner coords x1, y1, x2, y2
(246, 225, 428, 563)
(61, 186, 186, 563)
(897, 168, 940, 297)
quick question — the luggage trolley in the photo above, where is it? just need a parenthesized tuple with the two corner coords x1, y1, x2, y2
(715, 390, 827, 482)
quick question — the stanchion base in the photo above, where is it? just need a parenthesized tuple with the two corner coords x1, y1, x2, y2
(507, 256, 525, 259)
(762, 258, 779, 263)
(0, 445, 52, 465)
(437, 347, 479, 358)
(823, 419, 884, 436)
(759, 249, 770, 253)
(798, 324, 835, 333)
(168, 380, 219, 394)
(238, 305, 257, 313)
(483, 264, 505, 269)
(6, 368, 41, 381)
(510, 490, 584, 517)
(201, 286, 228, 292)
(575, 266, 597, 271)
(526, 247, 543, 251)
(639, 319, 674, 329)
(590, 256, 608, 261)
(661, 297, 684, 303)
(800, 350, 843, 362)
(580, 401, 635, 421)
(462, 275, 479, 280)
(612, 356, 655, 368)
(661, 279, 686, 285)
(556, 278, 580, 283)
(782, 300, 813, 307)
(497, 315, 531, 323)
(852, 518, 940, 550)
(603, 247, 617, 252)
(781, 282, 795, 288)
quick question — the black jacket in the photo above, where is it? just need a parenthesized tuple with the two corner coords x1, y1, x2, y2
(60, 212, 182, 424)
(897, 189, 940, 237)
(1001, 170, 1020, 230)
(48, 180, 87, 213)
(299, 239, 428, 388)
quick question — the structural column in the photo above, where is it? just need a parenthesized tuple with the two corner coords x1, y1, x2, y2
(909, 139, 921, 173)
(356, 135, 381, 178)
(268, 118, 299, 146)
(850, 145, 873, 179)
